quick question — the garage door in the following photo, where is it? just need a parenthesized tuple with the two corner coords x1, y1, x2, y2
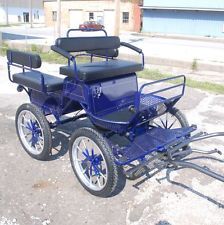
(104, 10, 115, 35)
(69, 10, 83, 29)
(142, 9, 224, 37)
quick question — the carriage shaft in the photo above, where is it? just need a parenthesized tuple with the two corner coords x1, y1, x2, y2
(169, 160, 224, 182)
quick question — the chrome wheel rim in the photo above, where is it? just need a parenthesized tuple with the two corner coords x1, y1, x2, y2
(72, 136, 108, 191)
(151, 112, 182, 129)
(17, 110, 44, 155)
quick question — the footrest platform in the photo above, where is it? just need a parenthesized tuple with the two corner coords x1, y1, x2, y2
(115, 126, 196, 165)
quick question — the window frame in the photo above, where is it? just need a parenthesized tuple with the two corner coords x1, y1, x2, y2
(122, 12, 129, 24)
(52, 11, 57, 22)
(89, 12, 94, 21)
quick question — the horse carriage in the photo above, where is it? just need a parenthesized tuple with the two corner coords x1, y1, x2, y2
(7, 29, 224, 197)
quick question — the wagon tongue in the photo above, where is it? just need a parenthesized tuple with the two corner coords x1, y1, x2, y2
(116, 126, 224, 183)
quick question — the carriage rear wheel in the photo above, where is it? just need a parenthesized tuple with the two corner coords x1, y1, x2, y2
(151, 107, 189, 130)
(69, 127, 122, 197)
(15, 103, 52, 160)
(126, 107, 189, 180)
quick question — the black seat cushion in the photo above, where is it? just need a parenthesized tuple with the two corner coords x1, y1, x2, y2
(60, 59, 143, 82)
(13, 71, 64, 92)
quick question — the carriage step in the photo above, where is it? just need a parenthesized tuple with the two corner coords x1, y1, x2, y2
(114, 126, 196, 165)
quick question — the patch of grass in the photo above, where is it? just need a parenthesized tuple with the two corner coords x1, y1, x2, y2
(138, 69, 169, 80)
(0, 43, 90, 64)
(0, 42, 9, 56)
(39, 51, 91, 64)
(31, 44, 43, 53)
(186, 79, 224, 94)
(191, 58, 198, 71)
(138, 69, 224, 95)
(39, 51, 67, 64)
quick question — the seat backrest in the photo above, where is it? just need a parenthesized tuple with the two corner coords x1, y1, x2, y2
(86, 49, 119, 58)
(7, 50, 42, 68)
(55, 36, 120, 53)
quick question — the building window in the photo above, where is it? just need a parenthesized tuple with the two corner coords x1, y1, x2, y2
(23, 12, 29, 23)
(52, 11, 57, 21)
(122, 12, 129, 23)
(18, 15, 21, 22)
(34, 10, 39, 20)
(89, 12, 94, 21)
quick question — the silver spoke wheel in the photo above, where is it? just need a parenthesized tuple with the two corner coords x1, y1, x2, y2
(15, 103, 52, 160)
(17, 110, 44, 155)
(69, 127, 122, 197)
(72, 136, 108, 191)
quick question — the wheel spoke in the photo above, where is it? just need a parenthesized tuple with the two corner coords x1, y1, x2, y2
(38, 136, 44, 141)
(21, 123, 31, 131)
(23, 133, 30, 138)
(97, 176, 102, 188)
(28, 137, 33, 144)
(152, 121, 163, 128)
(99, 171, 106, 179)
(168, 118, 178, 129)
(89, 174, 93, 186)
(81, 139, 87, 149)
(76, 145, 83, 152)
(165, 113, 168, 129)
(37, 140, 43, 149)
(159, 117, 166, 128)
(89, 164, 93, 176)
(82, 167, 88, 174)
(82, 149, 90, 159)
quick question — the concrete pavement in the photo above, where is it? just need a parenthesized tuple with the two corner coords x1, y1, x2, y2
(0, 56, 224, 225)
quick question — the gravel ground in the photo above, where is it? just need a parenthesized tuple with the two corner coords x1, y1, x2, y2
(0, 57, 223, 225)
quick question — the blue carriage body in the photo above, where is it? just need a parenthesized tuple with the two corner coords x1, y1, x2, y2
(6, 29, 192, 166)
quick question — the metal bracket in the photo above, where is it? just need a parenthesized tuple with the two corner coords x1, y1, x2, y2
(93, 86, 102, 98)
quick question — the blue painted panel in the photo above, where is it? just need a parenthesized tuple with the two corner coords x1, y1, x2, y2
(142, 10, 224, 37)
(143, 0, 224, 10)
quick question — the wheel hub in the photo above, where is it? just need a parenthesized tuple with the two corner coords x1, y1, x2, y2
(82, 149, 103, 176)
(26, 120, 41, 147)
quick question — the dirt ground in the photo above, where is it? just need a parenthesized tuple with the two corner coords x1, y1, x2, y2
(0, 57, 223, 225)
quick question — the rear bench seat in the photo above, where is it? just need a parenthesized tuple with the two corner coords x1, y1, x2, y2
(51, 36, 143, 82)
(7, 50, 64, 92)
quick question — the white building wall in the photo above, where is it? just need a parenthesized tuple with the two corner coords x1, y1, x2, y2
(0, 7, 7, 23)
(0, 0, 44, 24)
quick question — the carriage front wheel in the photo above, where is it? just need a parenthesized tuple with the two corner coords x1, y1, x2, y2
(15, 103, 52, 160)
(69, 127, 122, 197)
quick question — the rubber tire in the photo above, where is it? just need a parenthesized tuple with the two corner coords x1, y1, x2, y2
(15, 103, 52, 160)
(126, 107, 189, 180)
(168, 107, 189, 128)
(69, 127, 123, 197)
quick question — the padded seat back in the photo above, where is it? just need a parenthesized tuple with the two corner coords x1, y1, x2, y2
(7, 50, 42, 68)
(55, 36, 120, 53)
(86, 49, 119, 58)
